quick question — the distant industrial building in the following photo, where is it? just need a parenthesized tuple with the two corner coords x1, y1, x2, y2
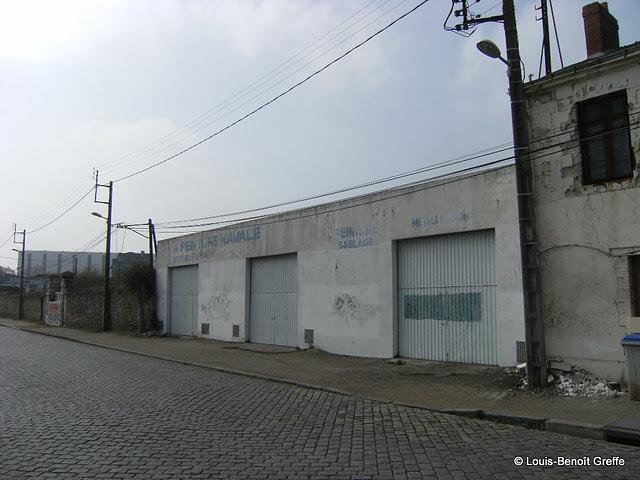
(17, 250, 149, 277)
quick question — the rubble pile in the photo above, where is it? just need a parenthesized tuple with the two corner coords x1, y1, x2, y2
(516, 365, 624, 398)
(554, 368, 623, 398)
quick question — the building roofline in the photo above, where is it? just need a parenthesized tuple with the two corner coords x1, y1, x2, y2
(524, 42, 640, 91)
(158, 162, 515, 243)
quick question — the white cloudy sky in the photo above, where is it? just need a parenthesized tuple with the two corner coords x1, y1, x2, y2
(1, 0, 639, 270)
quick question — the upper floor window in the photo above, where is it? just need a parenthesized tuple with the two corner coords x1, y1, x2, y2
(577, 90, 635, 184)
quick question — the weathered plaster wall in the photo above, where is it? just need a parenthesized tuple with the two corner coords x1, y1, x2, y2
(157, 166, 525, 365)
(526, 52, 640, 380)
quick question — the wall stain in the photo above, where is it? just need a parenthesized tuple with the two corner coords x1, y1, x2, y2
(202, 293, 231, 323)
(333, 294, 376, 324)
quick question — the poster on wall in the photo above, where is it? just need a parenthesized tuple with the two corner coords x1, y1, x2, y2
(45, 301, 62, 326)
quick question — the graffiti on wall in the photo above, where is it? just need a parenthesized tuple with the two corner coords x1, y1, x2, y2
(411, 210, 472, 229)
(171, 226, 261, 263)
(336, 224, 378, 249)
(202, 293, 232, 324)
(45, 301, 62, 326)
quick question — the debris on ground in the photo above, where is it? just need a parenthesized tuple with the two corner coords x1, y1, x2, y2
(143, 330, 167, 337)
(387, 358, 406, 366)
(516, 365, 625, 398)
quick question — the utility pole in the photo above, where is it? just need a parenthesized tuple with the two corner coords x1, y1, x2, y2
(537, 0, 552, 75)
(452, 0, 547, 387)
(94, 171, 113, 331)
(503, 0, 547, 388)
(148, 219, 154, 270)
(13, 226, 26, 320)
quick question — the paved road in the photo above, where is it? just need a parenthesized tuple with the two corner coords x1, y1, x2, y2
(1, 328, 639, 479)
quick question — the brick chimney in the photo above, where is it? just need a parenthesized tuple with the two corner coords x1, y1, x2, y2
(582, 2, 620, 58)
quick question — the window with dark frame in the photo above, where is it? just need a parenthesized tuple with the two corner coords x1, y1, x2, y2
(577, 90, 635, 184)
(632, 256, 640, 317)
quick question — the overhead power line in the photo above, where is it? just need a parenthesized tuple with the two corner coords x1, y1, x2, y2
(96, 0, 397, 176)
(113, 0, 432, 183)
(100, 0, 413, 178)
(0, 233, 14, 250)
(124, 117, 640, 234)
(28, 187, 95, 235)
(138, 142, 513, 228)
(127, 107, 640, 230)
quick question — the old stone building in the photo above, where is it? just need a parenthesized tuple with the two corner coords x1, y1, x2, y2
(526, 2, 640, 380)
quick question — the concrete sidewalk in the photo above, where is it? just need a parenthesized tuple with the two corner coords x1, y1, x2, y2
(2, 317, 639, 443)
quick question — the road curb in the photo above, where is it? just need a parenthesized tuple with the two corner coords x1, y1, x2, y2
(546, 419, 606, 440)
(0, 322, 618, 443)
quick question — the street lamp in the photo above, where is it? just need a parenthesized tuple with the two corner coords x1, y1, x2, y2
(475, 4, 547, 388)
(476, 39, 509, 65)
(91, 212, 106, 219)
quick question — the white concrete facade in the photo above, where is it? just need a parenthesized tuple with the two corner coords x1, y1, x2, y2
(156, 166, 525, 366)
(525, 45, 640, 380)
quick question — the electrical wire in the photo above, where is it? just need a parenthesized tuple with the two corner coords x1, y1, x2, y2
(96, 0, 398, 175)
(126, 103, 640, 230)
(101, 0, 414, 178)
(124, 117, 640, 233)
(479, 1, 502, 17)
(112, 0, 432, 183)
(56, 231, 109, 271)
(0, 233, 14, 250)
(549, 0, 564, 68)
(133, 142, 513, 228)
(27, 186, 95, 235)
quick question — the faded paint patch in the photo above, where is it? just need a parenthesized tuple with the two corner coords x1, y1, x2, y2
(333, 294, 376, 324)
(404, 293, 481, 322)
(411, 210, 471, 229)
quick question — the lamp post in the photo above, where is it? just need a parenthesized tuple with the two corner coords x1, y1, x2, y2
(91, 199, 113, 332)
(12, 243, 25, 320)
(475, 1, 547, 388)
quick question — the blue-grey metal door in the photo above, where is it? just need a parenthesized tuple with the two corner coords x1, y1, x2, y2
(249, 254, 297, 347)
(398, 230, 497, 364)
(170, 265, 199, 336)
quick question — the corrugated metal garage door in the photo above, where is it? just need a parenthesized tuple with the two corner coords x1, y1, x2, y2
(170, 265, 199, 336)
(249, 254, 297, 347)
(398, 230, 497, 365)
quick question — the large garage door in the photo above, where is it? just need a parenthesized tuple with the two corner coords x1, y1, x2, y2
(170, 265, 198, 336)
(249, 254, 297, 347)
(398, 230, 497, 365)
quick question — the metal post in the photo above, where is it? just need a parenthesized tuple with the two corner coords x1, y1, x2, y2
(503, 0, 547, 387)
(148, 219, 154, 270)
(540, 0, 552, 75)
(103, 181, 113, 331)
(18, 229, 25, 320)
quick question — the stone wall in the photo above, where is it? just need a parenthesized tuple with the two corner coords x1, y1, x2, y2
(62, 286, 103, 331)
(0, 286, 44, 322)
(62, 284, 154, 333)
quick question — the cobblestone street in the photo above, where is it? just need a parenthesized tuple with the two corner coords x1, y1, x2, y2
(1, 327, 639, 479)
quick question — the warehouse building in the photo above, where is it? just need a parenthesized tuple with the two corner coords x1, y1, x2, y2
(156, 165, 526, 366)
